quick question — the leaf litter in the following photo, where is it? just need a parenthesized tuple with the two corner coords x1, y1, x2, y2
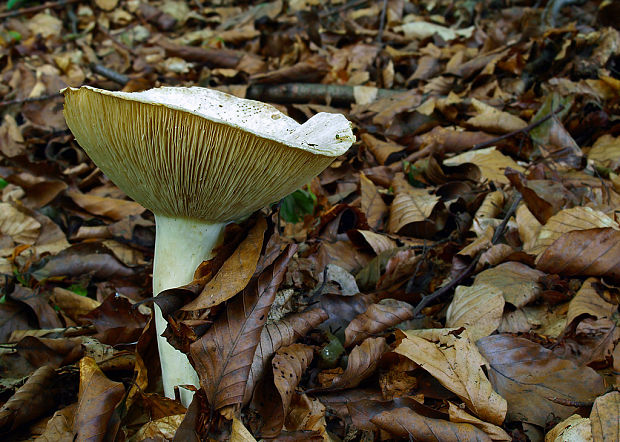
(0, 0, 619, 440)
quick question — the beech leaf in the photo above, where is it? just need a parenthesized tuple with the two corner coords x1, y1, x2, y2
(344, 299, 414, 347)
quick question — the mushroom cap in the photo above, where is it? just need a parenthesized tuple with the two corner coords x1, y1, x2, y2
(63, 86, 354, 223)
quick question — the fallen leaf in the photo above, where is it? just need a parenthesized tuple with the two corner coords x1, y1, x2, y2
(182, 216, 267, 310)
(50, 287, 101, 324)
(588, 134, 620, 169)
(191, 245, 296, 411)
(444, 147, 524, 185)
(0, 365, 57, 432)
(536, 228, 620, 281)
(476, 334, 605, 426)
(395, 21, 475, 41)
(546, 414, 592, 442)
(590, 391, 619, 442)
(37, 403, 76, 442)
(467, 99, 527, 134)
(344, 299, 414, 347)
(473, 262, 545, 308)
(82, 294, 148, 345)
(566, 278, 617, 326)
(371, 407, 492, 441)
(446, 283, 505, 341)
(0, 202, 40, 244)
(360, 172, 388, 230)
(231, 417, 257, 441)
(67, 190, 145, 220)
(74, 357, 125, 441)
(396, 328, 507, 425)
(133, 414, 185, 441)
(448, 402, 511, 441)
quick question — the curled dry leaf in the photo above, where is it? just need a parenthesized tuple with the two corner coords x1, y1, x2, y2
(444, 147, 524, 185)
(395, 328, 507, 425)
(448, 402, 511, 441)
(387, 173, 447, 237)
(546, 415, 592, 441)
(244, 308, 327, 405)
(0, 202, 40, 244)
(345, 397, 445, 432)
(317, 337, 388, 392)
(37, 403, 76, 442)
(50, 287, 101, 324)
(0, 365, 57, 432)
(344, 299, 414, 347)
(231, 417, 257, 442)
(67, 190, 145, 221)
(446, 283, 504, 342)
(590, 391, 619, 442)
(348, 229, 397, 255)
(536, 228, 620, 281)
(473, 262, 545, 308)
(191, 245, 296, 411)
(82, 294, 148, 345)
(476, 334, 605, 426)
(360, 172, 388, 230)
(371, 407, 492, 441)
(588, 134, 620, 169)
(528, 207, 618, 256)
(74, 357, 125, 441)
(566, 277, 617, 326)
(516, 204, 542, 251)
(182, 216, 267, 311)
(9, 285, 63, 330)
(467, 99, 527, 133)
(361, 133, 404, 165)
(133, 414, 185, 441)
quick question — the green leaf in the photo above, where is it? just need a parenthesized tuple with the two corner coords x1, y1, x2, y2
(0, 178, 8, 190)
(7, 0, 29, 11)
(280, 189, 317, 223)
(67, 283, 88, 297)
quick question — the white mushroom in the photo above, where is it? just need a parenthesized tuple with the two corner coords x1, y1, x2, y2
(62, 85, 354, 405)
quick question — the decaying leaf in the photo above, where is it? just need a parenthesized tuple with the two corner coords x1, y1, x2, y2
(590, 391, 619, 442)
(191, 246, 296, 411)
(345, 299, 414, 347)
(360, 172, 388, 230)
(396, 328, 507, 425)
(444, 147, 524, 185)
(477, 334, 605, 426)
(446, 283, 504, 342)
(473, 262, 545, 308)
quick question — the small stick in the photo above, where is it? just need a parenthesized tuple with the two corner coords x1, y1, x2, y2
(319, 0, 369, 18)
(0, 93, 61, 109)
(90, 64, 130, 85)
(376, 0, 388, 44)
(546, 397, 593, 407)
(0, 0, 81, 19)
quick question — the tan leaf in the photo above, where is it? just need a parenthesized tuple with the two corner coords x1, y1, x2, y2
(0, 202, 40, 244)
(448, 402, 511, 441)
(349, 229, 397, 255)
(371, 407, 492, 441)
(133, 415, 184, 441)
(37, 403, 76, 442)
(444, 147, 524, 185)
(284, 394, 328, 437)
(536, 228, 620, 280)
(396, 328, 507, 425)
(446, 283, 504, 341)
(183, 217, 267, 310)
(361, 133, 404, 165)
(477, 335, 605, 427)
(473, 262, 545, 308)
(587, 134, 620, 169)
(191, 246, 296, 411)
(74, 357, 125, 441)
(50, 287, 101, 324)
(360, 172, 388, 230)
(529, 207, 618, 256)
(566, 278, 617, 326)
(516, 204, 542, 252)
(231, 417, 257, 442)
(590, 391, 620, 442)
(67, 190, 145, 220)
(387, 173, 446, 237)
(546, 415, 592, 442)
(466, 99, 527, 133)
(345, 299, 414, 347)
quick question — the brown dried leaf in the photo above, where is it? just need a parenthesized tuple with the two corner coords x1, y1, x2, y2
(191, 245, 296, 411)
(360, 172, 388, 231)
(361, 133, 405, 165)
(473, 262, 545, 308)
(546, 414, 592, 441)
(344, 299, 414, 347)
(74, 357, 125, 441)
(0, 202, 40, 244)
(133, 414, 185, 441)
(82, 294, 148, 345)
(536, 228, 620, 281)
(49, 287, 101, 324)
(528, 207, 618, 256)
(466, 99, 527, 134)
(67, 190, 145, 220)
(0, 365, 57, 432)
(348, 229, 397, 255)
(387, 173, 446, 237)
(590, 391, 620, 442)
(0, 301, 33, 343)
(446, 283, 504, 342)
(183, 217, 267, 311)
(444, 147, 524, 185)
(396, 329, 507, 425)
(371, 407, 492, 441)
(588, 134, 620, 169)
(244, 308, 327, 405)
(231, 417, 257, 441)
(37, 403, 76, 442)
(447, 403, 511, 441)
(9, 285, 63, 329)
(566, 278, 617, 326)
(322, 337, 388, 391)
(476, 334, 606, 426)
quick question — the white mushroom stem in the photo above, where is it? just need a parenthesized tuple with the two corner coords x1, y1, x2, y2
(152, 215, 225, 406)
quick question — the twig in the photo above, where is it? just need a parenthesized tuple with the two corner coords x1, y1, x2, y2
(0, 93, 61, 109)
(491, 194, 522, 244)
(90, 64, 130, 85)
(546, 397, 593, 407)
(247, 83, 405, 105)
(376, 0, 388, 44)
(319, 0, 369, 18)
(472, 104, 565, 151)
(0, 0, 81, 19)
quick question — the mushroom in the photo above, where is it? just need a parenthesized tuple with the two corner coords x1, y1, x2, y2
(62, 85, 354, 405)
